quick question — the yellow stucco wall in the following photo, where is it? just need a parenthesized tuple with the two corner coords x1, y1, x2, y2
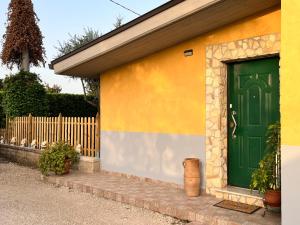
(281, 1, 300, 146)
(100, 8, 281, 135)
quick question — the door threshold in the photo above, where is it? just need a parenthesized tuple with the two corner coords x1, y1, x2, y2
(215, 186, 262, 199)
(214, 186, 263, 207)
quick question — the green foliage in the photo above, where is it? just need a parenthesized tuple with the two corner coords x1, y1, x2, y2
(266, 122, 281, 153)
(113, 15, 123, 29)
(55, 27, 100, 58)
(55, 27, 100, 107)
(2, 71, 48, 117)
(39, 142, 80, 175)
(47, 93, 97, 117)
(250, 151, 278, 194)
(0, 79, 4, 90)
(0, 91, 97, 120)
(0, 92, 6, 127)
(44, 83, 62, 94)
(0, 72, 97, 121)
(250, 122, 281, 194)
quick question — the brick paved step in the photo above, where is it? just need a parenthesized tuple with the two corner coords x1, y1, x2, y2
(40, 172, 280, 225)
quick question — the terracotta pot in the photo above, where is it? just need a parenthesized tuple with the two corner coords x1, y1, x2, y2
(184, 177, 200, 197)
(264, 190, 281, 207)
(63, 159, 72, 175)
(183, 158, 200, 178)
(183, 158, 200, 197)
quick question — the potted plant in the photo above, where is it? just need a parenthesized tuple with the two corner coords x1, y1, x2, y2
(39, 141, 80, 175)
(250, 122, 281, 208)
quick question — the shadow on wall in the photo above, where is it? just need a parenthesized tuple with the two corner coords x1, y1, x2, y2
(101, 130, 206, 188)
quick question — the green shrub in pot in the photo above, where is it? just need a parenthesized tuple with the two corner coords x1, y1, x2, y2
(39, 142, 80, 175)
(250, 151, 278, 194)
(250, 122, 281, 193)
(250, 122, 281, 207)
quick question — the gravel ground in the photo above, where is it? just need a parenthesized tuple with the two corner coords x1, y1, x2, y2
(0, 161, 186, 225)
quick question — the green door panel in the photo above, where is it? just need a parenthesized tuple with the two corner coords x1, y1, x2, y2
(228, 57, 280, 188)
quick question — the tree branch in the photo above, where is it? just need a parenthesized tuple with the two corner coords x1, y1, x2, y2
(81, 78, 98, 108)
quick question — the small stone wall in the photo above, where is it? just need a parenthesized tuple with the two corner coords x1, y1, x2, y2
(0, 144, 100, 174)
(78, 156, 100, 173)
(0, 144, 41, 168)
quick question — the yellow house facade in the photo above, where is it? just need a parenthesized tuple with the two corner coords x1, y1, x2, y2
(100, 7, 281, 195)
(51, 0, 300, 224)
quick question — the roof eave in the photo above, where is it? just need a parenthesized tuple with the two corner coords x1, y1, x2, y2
(51, 0, 280, 78)
(50, 0, 185, 67)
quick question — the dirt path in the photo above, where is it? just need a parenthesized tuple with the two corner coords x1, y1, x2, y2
(0, 161, 186, 225)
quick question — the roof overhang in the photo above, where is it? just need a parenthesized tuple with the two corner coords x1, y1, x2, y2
(50, 0, 280, 78)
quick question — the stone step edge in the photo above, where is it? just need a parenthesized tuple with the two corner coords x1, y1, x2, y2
(214, 188, 264, 207)
(40, 175, 246, 225)
(214, 188, 263, 200)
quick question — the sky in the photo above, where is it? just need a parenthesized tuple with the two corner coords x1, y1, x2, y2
(0, 0, 168, 94)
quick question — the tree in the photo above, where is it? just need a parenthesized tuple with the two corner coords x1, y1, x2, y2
(55, 28, 100, 108)
(44, 83, 62, 94)
(55, 16, 124, 109)
(0, 79, 4, 90)
(2, 71, 48, 116)
(1, 0, 45, 71)
(113, 15, 123, 29)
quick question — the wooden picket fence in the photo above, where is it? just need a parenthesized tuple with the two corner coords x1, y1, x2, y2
(3, 114, 100, 157)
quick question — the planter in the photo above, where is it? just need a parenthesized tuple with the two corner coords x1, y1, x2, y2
(264, 190, 281, 207)
(63, 159, 72, 175)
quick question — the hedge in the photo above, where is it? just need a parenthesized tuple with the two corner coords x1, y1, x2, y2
(0, 92, 98, 126)
(0, 92, 5, 127)
(2, 71, 48, 117)
(46, 93, 98, 117)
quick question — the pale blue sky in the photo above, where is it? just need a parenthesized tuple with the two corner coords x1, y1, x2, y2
(0, 0, 168, 93)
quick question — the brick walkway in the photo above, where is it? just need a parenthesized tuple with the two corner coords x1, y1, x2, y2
(41, 171, 281, 225)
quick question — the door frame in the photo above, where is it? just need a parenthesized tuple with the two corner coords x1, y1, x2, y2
(204, 33, 280, 195)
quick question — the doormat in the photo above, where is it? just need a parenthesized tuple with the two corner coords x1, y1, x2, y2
(214, 200, 261, 214)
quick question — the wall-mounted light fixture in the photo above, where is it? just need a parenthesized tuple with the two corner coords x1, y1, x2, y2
(184, 49, 193, 57)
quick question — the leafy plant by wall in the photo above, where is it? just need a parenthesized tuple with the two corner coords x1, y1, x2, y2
(39, 141, 80, 175)
(2, 71, 48, 117)
(46, 93, 97, 117)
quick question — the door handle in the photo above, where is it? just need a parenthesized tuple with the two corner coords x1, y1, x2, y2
(231, 110, 237, 139)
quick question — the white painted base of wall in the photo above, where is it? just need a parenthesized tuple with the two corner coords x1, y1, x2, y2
(101, 131, 205, 188)
(282, 145, 300, 225)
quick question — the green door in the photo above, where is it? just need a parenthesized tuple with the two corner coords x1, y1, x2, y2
(228, 57, 280, 188)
